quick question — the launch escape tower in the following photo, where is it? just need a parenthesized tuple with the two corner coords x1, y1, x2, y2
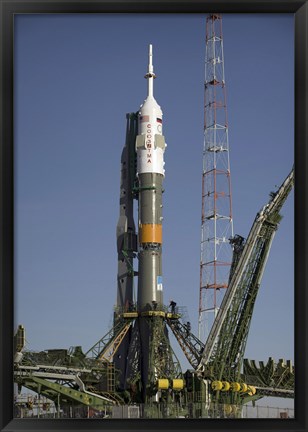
(199, 14, 234, 342)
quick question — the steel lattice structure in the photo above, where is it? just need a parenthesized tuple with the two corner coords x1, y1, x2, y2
(199, 14, 234, 342)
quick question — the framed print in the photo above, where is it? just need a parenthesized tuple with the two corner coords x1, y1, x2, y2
(0, 1, 307, 431)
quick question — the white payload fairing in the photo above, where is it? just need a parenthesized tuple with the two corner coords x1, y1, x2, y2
(136, 45, 165, 177)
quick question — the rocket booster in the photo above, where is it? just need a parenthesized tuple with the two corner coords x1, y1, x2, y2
(136, 44, 166, 310)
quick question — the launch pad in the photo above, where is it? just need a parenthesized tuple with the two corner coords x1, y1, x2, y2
(14, 42, 294, 419)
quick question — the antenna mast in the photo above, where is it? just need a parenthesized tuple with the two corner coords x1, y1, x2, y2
(198, 14, 234, 342)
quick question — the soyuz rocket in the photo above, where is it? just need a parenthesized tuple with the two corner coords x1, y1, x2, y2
(136, 44, 166, 311)
(115, 45, 170, 396)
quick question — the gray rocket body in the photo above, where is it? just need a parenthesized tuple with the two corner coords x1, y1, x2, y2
(135, 45, 166, 313)
(137, 172, 164, 310)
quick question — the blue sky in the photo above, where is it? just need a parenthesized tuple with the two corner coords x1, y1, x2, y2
(14, 13, 294, 405)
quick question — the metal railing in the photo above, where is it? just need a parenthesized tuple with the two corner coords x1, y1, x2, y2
(14, 398, 294, 419)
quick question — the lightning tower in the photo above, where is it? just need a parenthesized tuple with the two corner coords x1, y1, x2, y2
(199, 14, 234, 342)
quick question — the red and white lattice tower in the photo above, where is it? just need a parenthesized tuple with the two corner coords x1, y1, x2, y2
(198, 14, 234, 342)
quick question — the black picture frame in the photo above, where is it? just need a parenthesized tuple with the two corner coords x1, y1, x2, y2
(0, 1, 307, 431)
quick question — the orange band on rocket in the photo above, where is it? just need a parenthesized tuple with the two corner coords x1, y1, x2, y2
(139, 224, 162, 244)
